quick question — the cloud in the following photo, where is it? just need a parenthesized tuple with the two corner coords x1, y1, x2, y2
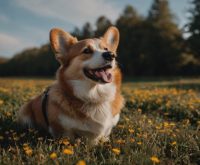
(0, 33, 35, 57)
(14, 0, 120, 27)
(0, 14, 10, 23)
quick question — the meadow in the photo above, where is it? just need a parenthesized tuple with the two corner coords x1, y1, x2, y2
(0, 78, 199, 165)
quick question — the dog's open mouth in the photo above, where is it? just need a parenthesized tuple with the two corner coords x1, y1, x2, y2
(83, 65, 112, 83)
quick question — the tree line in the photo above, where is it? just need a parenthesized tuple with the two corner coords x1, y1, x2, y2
(0, 0, 199, 77)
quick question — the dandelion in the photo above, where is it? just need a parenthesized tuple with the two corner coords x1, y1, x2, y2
(5, 112, 11, 117)
(76, 160, 86, 165)
(63, 148, 74, 155)
(50, 152, 57, 160)
(0, 99, 4, 105)
(25, 149, 33, 156)
(128, 129, 134, 133)
(171, 141, 177, 146)
(124, 117, 130, 121)
(169, 122, 175, 126)
(61, 138, 70, 145)
(150, 156, 160, 163)
(130, 138, 135, 143)
(112, 148, 120, 155)
(116, 139, 125, 144)
(23, 144, 33, 156)
(163, 122, 169, 128)
(137, 142, 142, 145)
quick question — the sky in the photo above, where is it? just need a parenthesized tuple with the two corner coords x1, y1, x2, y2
(0, 0, 189, 58)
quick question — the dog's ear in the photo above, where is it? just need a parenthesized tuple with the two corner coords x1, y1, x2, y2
(102, 26, 119, 52)
(50, 28, 78, 63)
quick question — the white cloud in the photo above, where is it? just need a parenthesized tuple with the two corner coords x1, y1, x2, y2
(14, 0, 120, 27)
(0, 33, 35, 57)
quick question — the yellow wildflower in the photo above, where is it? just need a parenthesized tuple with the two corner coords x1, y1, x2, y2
(63, 148, 74, 155)
(150, 156, 160, 163)
(112, 148, 120, 155)
(130, 138, 135, 143)
(5, 112, 11, 117)
(163, 122, 169, 128)
(169, 122, 175, 126)
(76, 160, 86, 165)
(171, 141, 177, 146)
(128, 129, 134, 133)
(50, 152, 57, 159)
(124, 117, 130, 121)
(62, 139, 70, 145)
(116, 139, 125, 144)
(137, 142, 142, 145)
(25, 149, 33, 156)
(0, 100, 4, 105)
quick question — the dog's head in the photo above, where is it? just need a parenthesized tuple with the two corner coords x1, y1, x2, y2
(50, 26, 119, 84)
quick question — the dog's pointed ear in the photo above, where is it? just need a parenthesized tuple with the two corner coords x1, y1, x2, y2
(50, 28, 78, 63)
(102, 26, 119, 52)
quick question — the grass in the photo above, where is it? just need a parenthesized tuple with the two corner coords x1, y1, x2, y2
(0, 78, 199, 165)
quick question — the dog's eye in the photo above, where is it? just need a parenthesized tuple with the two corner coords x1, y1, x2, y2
(82, 47, 93, 54)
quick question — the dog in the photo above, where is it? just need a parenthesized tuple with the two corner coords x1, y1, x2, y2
(18, 26, 124, 144)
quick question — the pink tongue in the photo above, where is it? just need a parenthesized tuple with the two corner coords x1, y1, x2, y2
(98, 70, 112, 83)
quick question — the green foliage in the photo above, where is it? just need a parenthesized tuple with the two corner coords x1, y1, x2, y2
(0, 78, 199, 164)
(0, 45, 59, 76)
(187, 0, 200, 59)
(95, 16, 112, 37)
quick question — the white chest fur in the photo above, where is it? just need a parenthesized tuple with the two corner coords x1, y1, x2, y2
(69, 80, 116, 103)
(58, 80, 119, 139)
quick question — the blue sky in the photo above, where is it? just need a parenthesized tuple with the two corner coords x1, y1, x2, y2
(0, 0, 189, 57)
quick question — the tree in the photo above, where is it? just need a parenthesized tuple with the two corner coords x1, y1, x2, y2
(82, 22, 94, 38)
(187, 0, 200, 59)
(145, 0, 183, 75)
(95, 16, 112, 37)
(72, 27, 82, 39)
(148, 0, 179, 35)
(116, 5, 144, 75)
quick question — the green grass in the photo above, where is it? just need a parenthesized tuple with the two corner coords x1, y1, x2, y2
(0, 78, 199, 165)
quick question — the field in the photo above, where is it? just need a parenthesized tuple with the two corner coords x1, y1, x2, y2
(0, 78, 200, 165)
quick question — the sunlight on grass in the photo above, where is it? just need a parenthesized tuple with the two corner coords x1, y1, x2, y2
(0, 78, 199, 164)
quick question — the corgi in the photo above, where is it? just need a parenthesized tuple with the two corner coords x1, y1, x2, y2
(18, 26, 124, 144)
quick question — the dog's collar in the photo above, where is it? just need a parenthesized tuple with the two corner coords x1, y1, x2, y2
(41, 87, 50, 127)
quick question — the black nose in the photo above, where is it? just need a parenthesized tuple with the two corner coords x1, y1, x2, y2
(102, 52, 115, 61)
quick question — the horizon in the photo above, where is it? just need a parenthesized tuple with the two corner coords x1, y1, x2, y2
(0, 0, 189, 58)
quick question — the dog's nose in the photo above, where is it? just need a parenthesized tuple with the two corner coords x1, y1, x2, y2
(102, 52, 115, 61)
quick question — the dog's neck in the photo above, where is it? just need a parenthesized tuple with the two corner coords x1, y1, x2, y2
(68, 80, 116, 104)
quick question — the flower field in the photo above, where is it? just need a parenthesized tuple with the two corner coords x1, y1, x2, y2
(0, 78, 199, 164)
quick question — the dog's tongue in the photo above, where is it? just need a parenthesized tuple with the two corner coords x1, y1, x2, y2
(95, 70, 112, 83)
